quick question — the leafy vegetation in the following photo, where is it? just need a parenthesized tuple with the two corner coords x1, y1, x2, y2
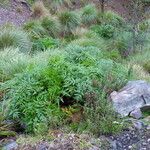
(0, 0, 149, 139)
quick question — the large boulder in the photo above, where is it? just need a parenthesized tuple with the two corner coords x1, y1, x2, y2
(110, 80, 150, 117)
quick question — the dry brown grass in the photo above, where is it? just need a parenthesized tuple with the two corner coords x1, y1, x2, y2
(32, 1, 50, 18)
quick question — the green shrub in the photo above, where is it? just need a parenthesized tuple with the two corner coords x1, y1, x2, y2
(1, 45, 130, 134)
(65, 44, 129, 92)
(0, 26, 32, 53)
(65, 44, 104, 65)
(32, 37, 60, 51)
(41, 16, 61, 38)
(81, 4, 97, 25)
(90, 24, 115, 38)
(1, 63, 65, 133)
(58, 11, 81, 34)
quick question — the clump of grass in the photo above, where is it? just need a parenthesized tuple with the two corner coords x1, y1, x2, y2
(0, 26, 32, 53)
(81, 4, 97, 25)
(102, 11, 125, 27)
(23, 20, 46, 39)
(41, 16, 61, 38)
(32, 1, 49, 18)
(58, 10, 81, 35)
(0, 112, 16, 138)
(0, 48, 29, 81)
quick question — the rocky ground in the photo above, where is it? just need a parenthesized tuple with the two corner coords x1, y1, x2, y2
(0, 0, 31, 26)
(0, 117, 150, 150)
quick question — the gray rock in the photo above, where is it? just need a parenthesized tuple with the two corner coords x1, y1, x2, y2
(110, 80, 150, 116)
(147, 125, 150, 130)
(3, 141, 18, 150)
(130, 108, 143, 119)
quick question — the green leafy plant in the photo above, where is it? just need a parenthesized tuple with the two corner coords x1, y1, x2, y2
(91, 24, 115, 38)
(1, 64, 64, 133)
(1, 44, 130, 135)
(32, 37, 60, 52)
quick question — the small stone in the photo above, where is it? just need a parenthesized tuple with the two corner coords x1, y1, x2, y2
(3, 141, 18, 150)
(147, 139, 150, 142)
(142, 142, 147, 146)
(128, 145, 132, 149)
(130, 108, 142, 119)
(133, 121, 144, 130)
(109, 140, 117, 149)
(147, 125, 150, 130)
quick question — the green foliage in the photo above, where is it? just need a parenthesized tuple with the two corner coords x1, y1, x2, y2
(0, 26, 32, 53)
(1, 64, 64, 133)
(90, 24, 115, 38)
(81, 4, 97, 25)
(41, 17, 61, 38)
(58, 11, 81, 34)
(32, 37, 60, 51)
(1, 44, 130, 134)
(0, 3, 136, 136)
(83, 93, 124, 135)
(65, 44, 103, 65)
(28, 0, 35, 5)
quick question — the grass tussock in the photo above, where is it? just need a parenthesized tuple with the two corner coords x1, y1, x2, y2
(32, 1, 49, 18)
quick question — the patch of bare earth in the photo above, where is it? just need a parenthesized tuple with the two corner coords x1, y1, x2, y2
(0, 0, 31, 26)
